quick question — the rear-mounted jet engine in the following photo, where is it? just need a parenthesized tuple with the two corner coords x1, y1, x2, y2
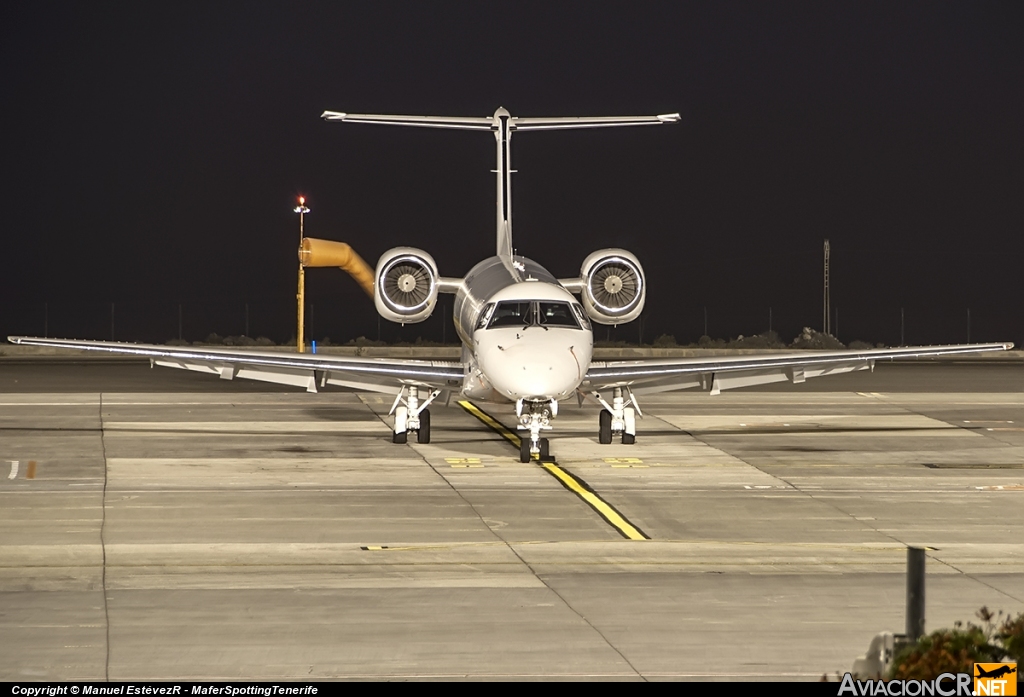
(374, 247, 440, 323)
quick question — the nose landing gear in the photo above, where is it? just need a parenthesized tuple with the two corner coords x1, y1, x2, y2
(595, 386, 640, 445)
(517, 398, 556, 462)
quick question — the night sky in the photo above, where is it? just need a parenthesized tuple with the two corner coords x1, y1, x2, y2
(2, 2, 1022, 347)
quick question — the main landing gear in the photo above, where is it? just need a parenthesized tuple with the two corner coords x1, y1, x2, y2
(517, 398, 555, 462)
(390, 385, 440, 444)
(595, 386, 639, 445)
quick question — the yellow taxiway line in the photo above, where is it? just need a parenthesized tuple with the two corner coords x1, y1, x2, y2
(457, 400, 648, 541)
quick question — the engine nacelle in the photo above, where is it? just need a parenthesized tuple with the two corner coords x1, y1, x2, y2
(374, 247, 439, 323)
(579, 249, 646, 325)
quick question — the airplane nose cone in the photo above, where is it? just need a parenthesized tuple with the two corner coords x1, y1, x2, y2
(479, 337, 585, 400)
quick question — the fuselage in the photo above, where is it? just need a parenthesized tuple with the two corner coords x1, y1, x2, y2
(454, 255, 594, 403)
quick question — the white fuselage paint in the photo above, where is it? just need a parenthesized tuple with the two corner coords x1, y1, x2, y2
(454, 255, 593, 404)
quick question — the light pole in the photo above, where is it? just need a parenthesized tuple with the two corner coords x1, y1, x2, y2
(294, 196, 310, 353)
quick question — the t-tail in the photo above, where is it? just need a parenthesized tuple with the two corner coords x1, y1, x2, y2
(322, 108, 680, 261)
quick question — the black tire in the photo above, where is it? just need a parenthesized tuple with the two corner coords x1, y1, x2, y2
(599, 410, 612, 444)
(416, 409, 431, 444)
(539, 438, 550, 460)
(520, 437, 532, 463)
(622, 432, 636, 445)
(392, 430, 407, 444)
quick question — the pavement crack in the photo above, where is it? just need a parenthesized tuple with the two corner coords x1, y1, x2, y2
(99, 393, 111, 683)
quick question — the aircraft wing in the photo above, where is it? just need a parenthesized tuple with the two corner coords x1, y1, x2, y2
(6, 337, 465, 395)
(584, 343, 1013, 396)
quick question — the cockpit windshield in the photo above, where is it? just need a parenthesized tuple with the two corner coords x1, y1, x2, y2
(488, 302, 533, 328)
(538, 302, 578, 327)
(486, 301, 582, 330)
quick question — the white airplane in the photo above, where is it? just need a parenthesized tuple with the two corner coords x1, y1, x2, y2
(9, 107, 1013, 462)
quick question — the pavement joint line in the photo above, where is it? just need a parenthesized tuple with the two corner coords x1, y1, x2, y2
(670, 398, 1024, 605)
(457, 400, 649, 541)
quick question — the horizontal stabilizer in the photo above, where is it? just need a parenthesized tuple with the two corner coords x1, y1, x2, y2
(512, 114, 680, 131)
(321, 112, 493, 131)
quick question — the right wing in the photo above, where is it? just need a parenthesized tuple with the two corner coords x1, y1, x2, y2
(7, 337, 464, 395)
(585, 342, 1014, 396)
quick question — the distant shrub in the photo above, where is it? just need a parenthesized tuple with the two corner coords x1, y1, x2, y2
(652, 334, 678, 347)
(848, 340, 874, 350)
(223, 335, 256, 346)
(889, 607, 1024, 680)
(255, 336, 275, 346)
(790, 327, 845, 350)
(203, 333, 223, 345)
(729, 331, 786, 349)
(347, 336, 386, 347)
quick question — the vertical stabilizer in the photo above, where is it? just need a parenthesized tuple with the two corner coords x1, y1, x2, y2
(493, 108, 514, 260)
(321, 108, 679, 267)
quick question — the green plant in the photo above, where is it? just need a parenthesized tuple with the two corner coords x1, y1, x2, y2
(888, 607, 1024, 679)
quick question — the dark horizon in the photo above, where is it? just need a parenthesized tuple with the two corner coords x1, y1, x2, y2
(2, 3, 1022, 349)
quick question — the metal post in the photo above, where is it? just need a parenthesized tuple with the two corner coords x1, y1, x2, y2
(823, 239, 831, 335)
(967, 307, 971, 343)
(111, 303, 115, 341)
(906, 547, 926, 641)
(901, 307, 905, 346)
(178, 303, 183, 341)
(294, 197, 310, 353)
(297, 266, 305, 352)
(44, 302, 48, 338)
(769, 306, 772, 334)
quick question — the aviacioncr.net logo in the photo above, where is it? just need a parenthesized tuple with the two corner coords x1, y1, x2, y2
(974, 663, 1017, 696)
(838, 672, 973, 696)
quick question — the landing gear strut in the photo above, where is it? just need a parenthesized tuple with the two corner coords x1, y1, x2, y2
(594, 386, 640, 445)
(390, 385, 440, 444)
(517, 399, 556, 462)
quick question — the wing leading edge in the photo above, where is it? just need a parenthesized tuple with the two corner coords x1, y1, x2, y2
(6, 337, 464, 395)
(585, 343, 1013, 395)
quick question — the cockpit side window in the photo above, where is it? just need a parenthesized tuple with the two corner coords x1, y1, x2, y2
(476, 303, 496, 330)
(571, 303, 592, 330)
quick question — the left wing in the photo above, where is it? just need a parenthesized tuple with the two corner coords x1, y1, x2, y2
(585, 343, 1013, 395)
(7, 337, 464, 395)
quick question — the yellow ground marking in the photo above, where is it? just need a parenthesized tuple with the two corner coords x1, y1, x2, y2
(26, 461, 36, 479)
(458, 400, 649, 540)
(604, 457, 644, 464)
(450, 464, 485, 468)
(458, 401, 522, 446)
(445, 457, 482, 464)
(540, 463, 648, 540)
